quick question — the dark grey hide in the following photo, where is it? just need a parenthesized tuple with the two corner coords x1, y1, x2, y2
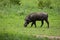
(24, 12, 49, 28)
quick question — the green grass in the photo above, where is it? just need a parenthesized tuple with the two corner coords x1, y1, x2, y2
(0, 12, 60, 40)
(0, 0, 60, 40)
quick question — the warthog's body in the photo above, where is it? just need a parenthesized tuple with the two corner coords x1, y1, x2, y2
(24, 12, 49, 28)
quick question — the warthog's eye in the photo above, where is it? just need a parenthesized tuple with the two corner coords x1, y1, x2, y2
(26, 19, 29, 21)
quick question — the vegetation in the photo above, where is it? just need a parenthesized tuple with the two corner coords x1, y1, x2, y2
(0, 0, 60, 40)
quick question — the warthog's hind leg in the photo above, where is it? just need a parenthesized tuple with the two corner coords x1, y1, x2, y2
(45, 19, 49, 28)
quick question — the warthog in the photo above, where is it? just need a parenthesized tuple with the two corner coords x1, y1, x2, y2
(24, 12, 49, 28)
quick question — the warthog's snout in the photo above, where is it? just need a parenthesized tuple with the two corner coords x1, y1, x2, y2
(24, 23, 27, 27)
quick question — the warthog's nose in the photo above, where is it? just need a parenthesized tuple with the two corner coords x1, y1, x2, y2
(24, 24, 27, 27)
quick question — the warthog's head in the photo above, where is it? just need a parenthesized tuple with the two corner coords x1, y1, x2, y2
(24, 19, 30, 27)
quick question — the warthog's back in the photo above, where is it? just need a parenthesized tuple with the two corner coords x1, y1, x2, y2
(29, 12, 48, 20)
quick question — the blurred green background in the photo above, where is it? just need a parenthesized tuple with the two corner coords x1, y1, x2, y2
(0, 0, 60, 40)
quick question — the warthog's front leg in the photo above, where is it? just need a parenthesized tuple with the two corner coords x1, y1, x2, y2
(31, 22, 34, 27)
(31, 21, 36, 28)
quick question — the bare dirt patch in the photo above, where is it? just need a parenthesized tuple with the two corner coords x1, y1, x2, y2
(33, 34, 60, 40)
